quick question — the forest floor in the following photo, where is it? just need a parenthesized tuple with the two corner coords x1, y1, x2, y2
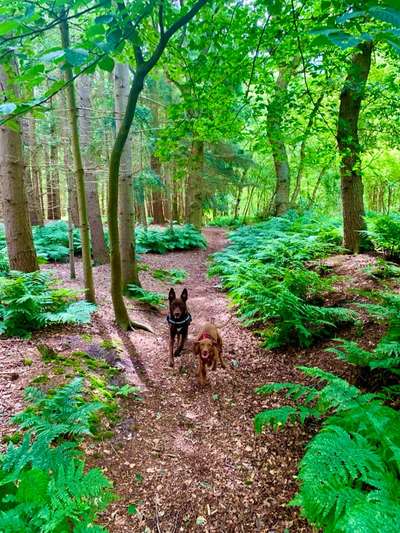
(0, 228, 392, 533)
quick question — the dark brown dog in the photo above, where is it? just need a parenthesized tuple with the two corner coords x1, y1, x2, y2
(193, 322, 226, 385)
(167, 288, 191, 367)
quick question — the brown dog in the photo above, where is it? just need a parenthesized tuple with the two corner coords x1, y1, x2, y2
(193, 322, 226, 385)
(167, 288, 191, 368)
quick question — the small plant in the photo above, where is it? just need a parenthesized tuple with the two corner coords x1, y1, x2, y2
(255, 366, 400, 532)
(127, 285, 165, 308)
(0, 271, 96, 338)
(0, 378, 115, 532)
(210, 212, 354, 348)
(364, 258, 400, 280)
(365, 212, 400, 258)
(136, 224, 206, 254)
(151, 267, 187, 284)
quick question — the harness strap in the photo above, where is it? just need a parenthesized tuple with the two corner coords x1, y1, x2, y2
(166, 313, 192, 327)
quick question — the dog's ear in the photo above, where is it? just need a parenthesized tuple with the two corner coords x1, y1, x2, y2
(193, 341, 200, 355)
(168, 288, 176, 302)
(181, 288, 188, 302)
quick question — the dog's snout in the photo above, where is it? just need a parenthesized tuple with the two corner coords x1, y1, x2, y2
(173, 310, 181, 319)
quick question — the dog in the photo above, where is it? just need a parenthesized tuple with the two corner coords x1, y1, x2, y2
(167, 288, 191, 368)
(193, 322, 226, 385)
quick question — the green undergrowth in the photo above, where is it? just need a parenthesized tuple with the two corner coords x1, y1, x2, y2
(0, 271, 96, 338)
(254, 262, 400, 531)
(364, 211, 400, 259)
(0, 222, 206, 264)
(151, 267, 187, 284)
(135, 224, 206, 254)
(209, 211, 355, 348)
(126, 285, 165, 308)
(35, 344, 141, 437)
(0, 378, 116, 532)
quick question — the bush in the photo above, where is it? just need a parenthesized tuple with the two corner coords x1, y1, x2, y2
(126, 285, 165, 308)
(0, 271, 96, 338)
(136, 224, 206, 254)
(0, 378, 114, 532)
(255, 366, 400, 532)
(209, 212, 353, 348)
(33, 221, 81, 262)
(365, 212, 400, 258)
(151, 268, 187, 284)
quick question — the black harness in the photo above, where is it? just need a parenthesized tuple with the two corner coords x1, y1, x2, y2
(167, 313, 192, 333)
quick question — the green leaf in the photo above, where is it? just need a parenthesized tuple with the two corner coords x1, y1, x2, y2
(95, 14, 114, 24)
(0, 20, 19, 35)
(127, 504, 138, 516)
(40, 49, 65, 63)
(368, 6, 400, 27)
(86, 24, 105, 38)
(98, 55, 115, 72)
(0, 103, 16, 115)
(16, 468, 49, 504)
(65, 48, 89, 66)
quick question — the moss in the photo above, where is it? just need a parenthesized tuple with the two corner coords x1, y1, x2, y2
(22, 358, 33, 366)
(31, 374, 50, 385)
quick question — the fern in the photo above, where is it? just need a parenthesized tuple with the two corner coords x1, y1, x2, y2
(136, 224, 206, 254)
(151, 267, 187, 284)
(0, 271, 96, 338)
(364, 212, 400, 258)
(0, 379, 114, 532)
(127, 285, 165, 307)
(209, 212, 353, 348)
(255, 366, 400, 532)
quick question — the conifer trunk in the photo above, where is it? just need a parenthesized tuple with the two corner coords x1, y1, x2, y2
(0, 62, 38, 272)
(337, 42, 372, 253)
(78, 75, 109, 265)
(114, 63, 140, 289)
(59, 9, 95, 302)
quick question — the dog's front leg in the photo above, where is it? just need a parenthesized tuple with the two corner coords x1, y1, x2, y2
(174, 331, 187, 357)
(198, 360, 207, 385)
(169, 333, 175, 367)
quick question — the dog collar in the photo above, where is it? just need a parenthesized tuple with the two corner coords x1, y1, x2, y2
(198, 332, 213, 342)
(167, 313, 192, 328)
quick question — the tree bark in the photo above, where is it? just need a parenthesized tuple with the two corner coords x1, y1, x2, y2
(150, 155, 165, 224)
(78, 75, 109, 265)
(267, 60, 299, 216)
(107, 0, 207, 329)
(337, 42, 372, 253)
(185, 139, 204, 228)
(0, 62, 38, 272)
(23, 117, 43, 226)
(47, 114, 61, 220)
(114, 63, 140, 288)
(59, 9, 95, 302)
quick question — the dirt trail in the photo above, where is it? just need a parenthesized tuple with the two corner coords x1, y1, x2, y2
(92, 228, 311, 532)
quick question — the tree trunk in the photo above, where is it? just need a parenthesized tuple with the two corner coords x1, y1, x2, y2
(0, 63, 38, 272)
(150, 155, 165, 224)
(59, 10, 95, 303)
(185, 140, 204, 228)
(23, 117, 43, 226)
(78, 75, 109, 265)
(114, 63, 140, 289)
(59, 87, 79, 226)
(267, 61, 299, 216)
(337, 41, 372, 253)
(291, 94, 324, 205)
(47, 115, 61, 220)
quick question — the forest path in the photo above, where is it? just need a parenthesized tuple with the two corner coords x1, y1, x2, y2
(95, 228, 311, 532)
